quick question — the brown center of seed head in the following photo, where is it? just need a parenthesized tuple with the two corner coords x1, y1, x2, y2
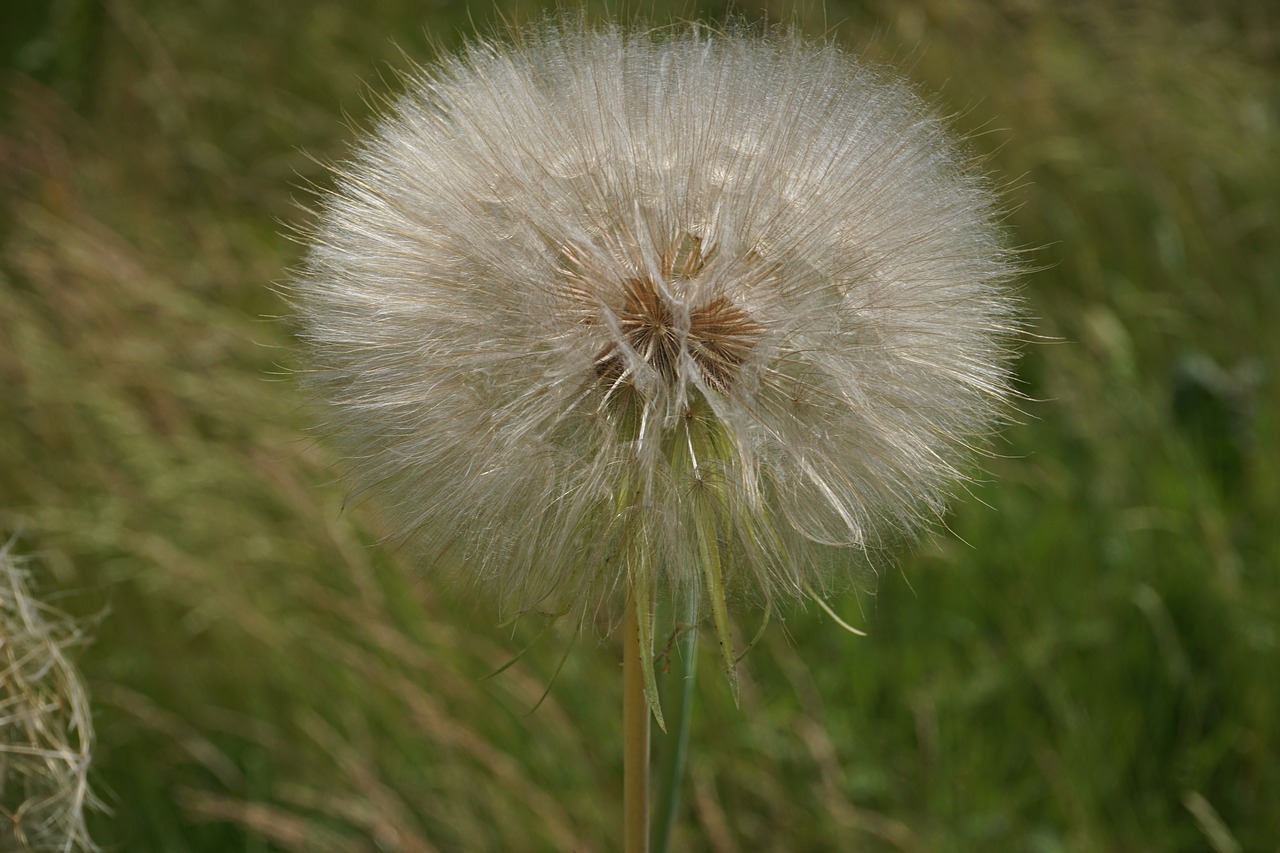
(585, 234, 763, 395)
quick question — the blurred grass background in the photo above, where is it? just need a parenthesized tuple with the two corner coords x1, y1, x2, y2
(1, 0, 1277, 850)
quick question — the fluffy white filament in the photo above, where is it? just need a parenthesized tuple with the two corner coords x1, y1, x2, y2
(296, 23, 1020, 625)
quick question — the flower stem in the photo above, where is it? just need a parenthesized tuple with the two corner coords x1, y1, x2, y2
(623, 589, 650, 853)
(653, 589, 699, 853)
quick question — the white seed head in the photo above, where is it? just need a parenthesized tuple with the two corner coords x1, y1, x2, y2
(296, 23, 1021, 626)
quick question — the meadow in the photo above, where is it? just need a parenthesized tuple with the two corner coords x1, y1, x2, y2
(2, 1, 1277, 850)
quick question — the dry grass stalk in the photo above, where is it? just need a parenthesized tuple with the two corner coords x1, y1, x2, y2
(1, 542, 101, 852)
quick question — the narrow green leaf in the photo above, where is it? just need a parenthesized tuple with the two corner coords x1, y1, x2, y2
(634, 570, 667, 732)
(696, 499, 738, 706)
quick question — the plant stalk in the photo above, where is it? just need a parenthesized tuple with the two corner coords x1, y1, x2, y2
(623, 589, 650, 853)
(653, 590, 698, 853)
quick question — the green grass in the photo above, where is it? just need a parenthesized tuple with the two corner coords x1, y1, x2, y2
(2, 1, 1276, 850)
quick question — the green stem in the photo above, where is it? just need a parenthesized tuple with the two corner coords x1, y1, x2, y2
(623, 589, 651, 853)
(653, 589, 699, 853)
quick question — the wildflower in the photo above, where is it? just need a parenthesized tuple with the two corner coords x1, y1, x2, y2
(296, 22, 1019, 647)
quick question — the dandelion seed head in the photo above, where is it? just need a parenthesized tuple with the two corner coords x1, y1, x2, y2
(296, 23, 1021, 625)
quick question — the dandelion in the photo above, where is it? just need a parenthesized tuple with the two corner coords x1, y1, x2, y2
(295, 21, 1020, 851)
